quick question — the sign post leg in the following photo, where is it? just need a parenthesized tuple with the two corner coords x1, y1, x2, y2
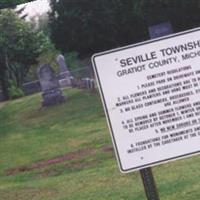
(140, 168, 160, 200)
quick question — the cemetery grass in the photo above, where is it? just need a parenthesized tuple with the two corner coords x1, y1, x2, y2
(0, 88, 200, 200)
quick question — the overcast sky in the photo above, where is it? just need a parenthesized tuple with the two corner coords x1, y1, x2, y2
(17, 0, 50, 19)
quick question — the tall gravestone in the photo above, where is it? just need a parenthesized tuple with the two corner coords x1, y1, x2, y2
(37, 64, 66, 107)
(56, 54, 72, 87)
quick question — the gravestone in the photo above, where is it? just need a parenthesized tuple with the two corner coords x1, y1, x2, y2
(22, 80, 41, 95)
(37, 64, 66, 107)
(56, 54, 72, 87)
(56, 54, 69, 74)
(148, 21, 173, 39)
(82, 78, 95, 91)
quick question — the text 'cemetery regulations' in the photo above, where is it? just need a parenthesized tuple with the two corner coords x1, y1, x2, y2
(93, 28, 200, 173)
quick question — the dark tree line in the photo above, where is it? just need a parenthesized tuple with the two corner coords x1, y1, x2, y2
(139, 0, 200, 30)
(1, 0, 200, 57)
(49, 0, 200, 56)
(49, 0, 148, 56)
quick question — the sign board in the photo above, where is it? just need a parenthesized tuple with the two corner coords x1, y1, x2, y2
(92, 28, 200, 173)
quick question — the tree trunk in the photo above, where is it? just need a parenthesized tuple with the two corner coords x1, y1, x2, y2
(0, 52, 9, 100)
(0, 69, 9, 100)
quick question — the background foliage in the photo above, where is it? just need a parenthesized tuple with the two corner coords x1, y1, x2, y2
(49, 0, 148, 56)
(0, 9, 51, 99)
(49, 0, 200, 56)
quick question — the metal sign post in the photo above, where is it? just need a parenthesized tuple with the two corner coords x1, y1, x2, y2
(139, 21, 174, 200)
(140, 168, 160, 200)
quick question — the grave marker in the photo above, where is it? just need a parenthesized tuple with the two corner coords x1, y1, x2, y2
(37, 64, 66, 107)
(56, 54, 69, 73)
(56, 54, 72, 87)
(148, 21, 173, 39)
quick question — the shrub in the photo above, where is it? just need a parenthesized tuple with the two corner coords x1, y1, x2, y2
(8, 80, 24, 99)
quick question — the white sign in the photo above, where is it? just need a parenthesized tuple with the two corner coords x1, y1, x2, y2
(92, 28, 200, 173)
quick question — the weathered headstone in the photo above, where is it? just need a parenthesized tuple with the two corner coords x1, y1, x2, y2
(90, 79, 95, 91)
(56, 54, 69, 73)
(148, 21, 173, 39)
(70, 76, 76, 88)
(37, 64, 66, 107)
(82, 78, 96, 91)
(56, 54, 72, 87)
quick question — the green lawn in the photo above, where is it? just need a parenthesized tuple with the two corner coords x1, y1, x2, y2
(0, 88, 200, 200)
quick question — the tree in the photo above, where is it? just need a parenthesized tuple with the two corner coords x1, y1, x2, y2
(49, 0, 200, 57)
(0, 9, 50, 99)
(49, 0, 148, 56)
(134, 0, 200, 32)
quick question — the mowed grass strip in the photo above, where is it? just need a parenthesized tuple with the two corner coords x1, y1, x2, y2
(0, 88, 200, 200)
